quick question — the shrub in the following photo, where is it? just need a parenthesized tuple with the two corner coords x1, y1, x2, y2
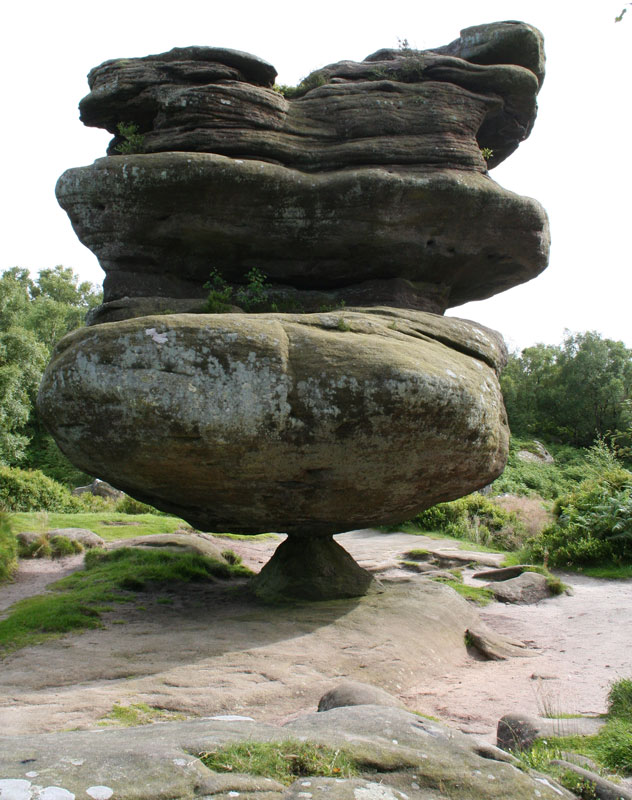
(114, 122, 145, 154)
(490, 438, 608, 500)
(608, 678, 632, 721)
(412, 493, 528, 551)
(0, 512, 18, 582)
(523, 468, 632, 567)
(0, 465, 81, 512)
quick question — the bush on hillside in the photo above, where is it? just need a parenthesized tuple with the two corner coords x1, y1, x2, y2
(490, 437, 629, 500)
(0, 512, 18, 582)
(0, 465, 83, 512)
(523, 468, 632, 567)
(411, 493, 528, 551)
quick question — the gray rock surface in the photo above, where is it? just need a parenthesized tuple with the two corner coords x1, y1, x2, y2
(57, 152, 549, 312)
(57, 22, 549, 313)
(0, 705, 575, 800)
(473, 564, 533, 581)
(38, 309, 508, 539)
(17, 528, 105, 549)
(489, 572, 552, 604)
(72, 478, 124, 499)
(317, 681, 404, 712)
(497, 712, 605, 751)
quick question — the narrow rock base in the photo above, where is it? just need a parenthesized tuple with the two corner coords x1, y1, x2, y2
(251, 535, 375, 601)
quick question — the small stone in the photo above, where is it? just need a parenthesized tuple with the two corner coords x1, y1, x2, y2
(86, 788, 114, 800)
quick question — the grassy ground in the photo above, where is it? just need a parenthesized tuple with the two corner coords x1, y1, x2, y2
(9, 512, 191, 542)
(384, 522, 509, 554)
(516, 677, 632, 793)
(0, 547, 252, 655)
(199, 740, 360, 784)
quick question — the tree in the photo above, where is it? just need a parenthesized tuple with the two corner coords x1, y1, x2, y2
(501, 331, 632, 448)
(0, 267, 101, 473)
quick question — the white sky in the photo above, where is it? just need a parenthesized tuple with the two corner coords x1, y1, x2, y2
(2, 0, 630, 352)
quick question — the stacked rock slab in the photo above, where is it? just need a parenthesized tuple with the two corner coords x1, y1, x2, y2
(41, 21, 549, 599)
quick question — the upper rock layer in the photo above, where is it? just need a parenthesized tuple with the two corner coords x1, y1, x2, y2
(79, 21, 543, 171)
(57, 21, 549, 316)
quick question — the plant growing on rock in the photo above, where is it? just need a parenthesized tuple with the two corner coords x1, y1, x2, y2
(114, 122, 145, 154)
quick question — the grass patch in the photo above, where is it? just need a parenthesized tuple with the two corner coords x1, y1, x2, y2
(0, 548, 252, 655)
(516, 677, 632, 783)
(199, 740, 360, 784)
(578, 564, 632, 579)
(608, 677, 632, 720)
(430, 574, 495, 606)
(9, 512, 191, 542)
(18, 534, 84, 559)
(99, 702, 187, 727)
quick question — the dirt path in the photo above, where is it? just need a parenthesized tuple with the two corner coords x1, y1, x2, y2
(0, 530, 629, 741)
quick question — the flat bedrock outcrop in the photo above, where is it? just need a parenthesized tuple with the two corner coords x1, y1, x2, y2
(0, 706, 574, 800)
(56, 153, 550, 310)
(37, 308, 509, 536)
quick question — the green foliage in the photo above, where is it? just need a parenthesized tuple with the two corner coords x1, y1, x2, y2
(277, 70, 329, 99)
(0, 548, 252, 655)
(0, 511, 18, 583)
(591, 717, 632, 774)
(203, 269, 233, 313)
(0, 465, 82, 512)
(523, 468, 632, 568)
(114, 122, 145, 154)
(490, 437, 620, 500)
(233, 267, 269, 310)
(480, 147, 494, 161)
(204, 267, 275, 313)
(200, 740, 359, 784)
(501, 332, 632, 449)
(0, 266, 101, 473)
(412, 493, 528, 551)
(608, 677, 632, 721)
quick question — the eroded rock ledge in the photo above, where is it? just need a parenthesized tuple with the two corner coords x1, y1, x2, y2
(57, 21, 549, 316)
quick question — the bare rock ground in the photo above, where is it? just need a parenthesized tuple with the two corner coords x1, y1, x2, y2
(0, 529, 629, 742)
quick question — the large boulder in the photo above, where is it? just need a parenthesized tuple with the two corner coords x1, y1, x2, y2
(38, 309, 508, 537)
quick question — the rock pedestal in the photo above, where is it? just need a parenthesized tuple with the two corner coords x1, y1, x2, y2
(41, 21, 549, 599)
